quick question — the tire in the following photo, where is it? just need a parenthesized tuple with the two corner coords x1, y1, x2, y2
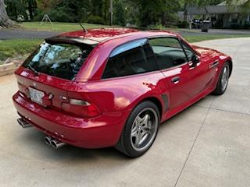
(115, 101, 160, 158)
(213, 62, 230, 95)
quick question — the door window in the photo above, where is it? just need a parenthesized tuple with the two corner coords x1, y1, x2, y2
(102, 39, 157, 79)
(149, 37, 188, 70)
(180, 41, 196, 61)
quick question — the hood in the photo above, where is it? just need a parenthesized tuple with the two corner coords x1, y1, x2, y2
(191, 45, 230, 63)
(191, 45, 227, 57)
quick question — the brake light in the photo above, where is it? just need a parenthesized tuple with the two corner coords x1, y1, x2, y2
(62, 99, 100, 118)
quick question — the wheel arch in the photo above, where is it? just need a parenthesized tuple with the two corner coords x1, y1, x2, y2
(137, 96, 165, 121)
(227, 59, 233, 77)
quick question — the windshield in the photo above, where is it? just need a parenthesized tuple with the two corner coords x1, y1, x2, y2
(22, 42, 93, 80)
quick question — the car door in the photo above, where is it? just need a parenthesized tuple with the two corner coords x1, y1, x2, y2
(180, 40, 218, 96)
(148, 37, 200, 109)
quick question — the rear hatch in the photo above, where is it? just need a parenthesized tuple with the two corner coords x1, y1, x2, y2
(15, 37, 96, 115)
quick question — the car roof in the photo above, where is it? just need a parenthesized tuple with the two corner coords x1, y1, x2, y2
(48, 28, 178, 46)
(46, 28, 181, 82)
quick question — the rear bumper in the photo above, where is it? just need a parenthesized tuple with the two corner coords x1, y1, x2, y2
(13, 92, 130, 148)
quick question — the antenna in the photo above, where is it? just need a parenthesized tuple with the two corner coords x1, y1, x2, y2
(79, 22, 88, 34)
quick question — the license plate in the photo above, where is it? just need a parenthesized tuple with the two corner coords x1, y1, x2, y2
(28, 87, 45, 105)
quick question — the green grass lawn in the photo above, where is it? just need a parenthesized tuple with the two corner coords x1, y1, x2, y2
(0, 39, 42, 61)
(185, 35, 250, 43)
(19, 22, 113, 32)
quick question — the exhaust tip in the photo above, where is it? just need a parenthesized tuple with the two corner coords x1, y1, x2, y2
(44, 136, 52, 146)
(17, 118, 32, 128)
(51, 139, 66, 149)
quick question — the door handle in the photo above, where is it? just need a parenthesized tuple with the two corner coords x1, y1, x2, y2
(171, 76, 180, 84)
(209, 60, 219, 69)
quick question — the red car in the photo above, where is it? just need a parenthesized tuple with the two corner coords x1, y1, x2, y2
(13, 28, 232, 157)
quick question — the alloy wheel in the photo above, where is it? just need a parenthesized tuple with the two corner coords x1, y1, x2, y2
(130, 108, 158, 152)
(221, 65, 230, 91)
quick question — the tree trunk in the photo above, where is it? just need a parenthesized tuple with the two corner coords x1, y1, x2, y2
(183, 3, 188, 22)
(28, 1, 33, 20)
(161, 12, 167, 26)
(0, 0, 15, 27)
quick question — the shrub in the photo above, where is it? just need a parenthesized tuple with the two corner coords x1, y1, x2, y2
(230, 23, 244, 29)
(244, 22, 250, 29)
(49, 7, 74, 22)
(86, 15, 105, 25)
(34, 7, 75, 22)
(177, 21, 189, 28)
(147, 24, 166, 30)
(33, 10, 46, 22)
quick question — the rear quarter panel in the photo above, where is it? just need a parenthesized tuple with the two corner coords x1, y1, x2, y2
(71, 71, 169, 119)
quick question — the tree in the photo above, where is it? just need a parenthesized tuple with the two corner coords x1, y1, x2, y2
(4, 0, 37, 21)
(26, 0, 37, 20)
(225, 0, 250, 26)
(0, 0, 14, 27)
(36, 0, 61, 12)
(126, 0, 180, 27)
(226, 0, 250, 10)
(114, 0, 125, 26)
(91, 0, 103, 17)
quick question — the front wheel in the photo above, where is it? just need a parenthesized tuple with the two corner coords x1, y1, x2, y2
(213, 62, 230, 95)
(115, 101, 160, 158)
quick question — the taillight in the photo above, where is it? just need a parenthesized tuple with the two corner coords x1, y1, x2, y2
(62, 99, 100, 118)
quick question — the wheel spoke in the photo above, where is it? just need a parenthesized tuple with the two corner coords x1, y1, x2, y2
(138, 133, 148, 145)
(141, 114, 150, 127)
(135, 132, 142, 146)
(131, 128, 138, 137)
(141, 129, 150, 138)
(142, 114, 150, 123)
(131, 118, 139, 132)
(147, 120, 152, 130)
(136, 116, 143, 125)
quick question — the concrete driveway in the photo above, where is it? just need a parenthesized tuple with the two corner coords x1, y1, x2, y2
(0, 38, 250, 187)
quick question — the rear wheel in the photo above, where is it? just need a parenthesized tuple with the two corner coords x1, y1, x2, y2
(213, 62, 230, 95)
(115, 101, 160, 158)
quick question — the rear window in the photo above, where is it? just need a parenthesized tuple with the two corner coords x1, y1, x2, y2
(22, 42, 93, 80)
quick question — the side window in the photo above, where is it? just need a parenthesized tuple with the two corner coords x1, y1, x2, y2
(149, 37, 188, 70)
(102, 39, 157, 79)
(181, 41, 196, 61)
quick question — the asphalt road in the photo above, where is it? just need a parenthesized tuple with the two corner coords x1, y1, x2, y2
(0, 29, 59, 39)
(0, 38, 250, 187)
(0, 28, 249, 39)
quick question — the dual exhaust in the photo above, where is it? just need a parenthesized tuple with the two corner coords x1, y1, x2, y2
(17, 118, 32, 128)
(17, 118, 66, 149)
(44, 136, 66, 149)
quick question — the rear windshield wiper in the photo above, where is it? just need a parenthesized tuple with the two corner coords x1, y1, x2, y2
(27, 64, 39, 76)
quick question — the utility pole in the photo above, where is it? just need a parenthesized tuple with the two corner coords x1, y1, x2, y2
(110, 0, 113, 26)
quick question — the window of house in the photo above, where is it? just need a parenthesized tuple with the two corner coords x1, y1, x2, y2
(102, 39, 157, 79)
(149, 37, 188, 70)
(231, 14, 238, 23)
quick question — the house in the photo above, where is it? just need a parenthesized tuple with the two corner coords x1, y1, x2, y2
(185, 0, 250, 29)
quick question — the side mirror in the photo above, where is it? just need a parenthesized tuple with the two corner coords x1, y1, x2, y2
(189, 55, 200, 68)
